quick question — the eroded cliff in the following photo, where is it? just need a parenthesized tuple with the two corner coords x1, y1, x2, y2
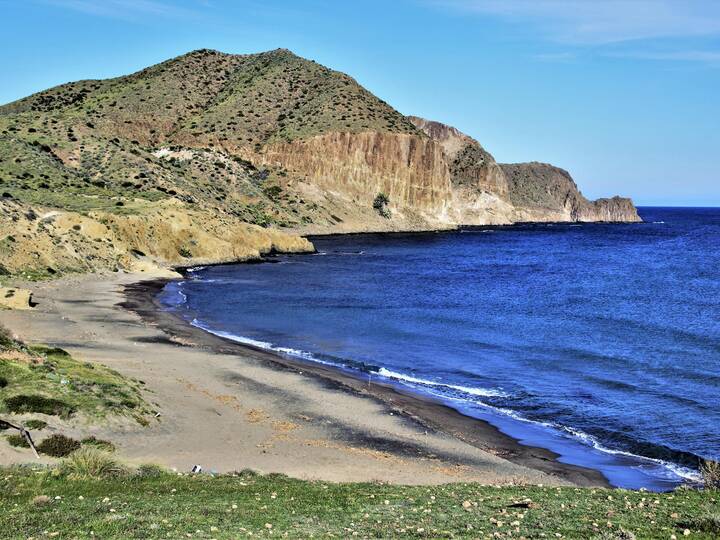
(260, 130, 455, 227)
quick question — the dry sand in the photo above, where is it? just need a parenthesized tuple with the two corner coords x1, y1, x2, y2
(0, 271, 606, 486)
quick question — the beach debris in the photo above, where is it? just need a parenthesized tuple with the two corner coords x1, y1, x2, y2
(0, 418, 39, 458)
(191, 465, 203, 473)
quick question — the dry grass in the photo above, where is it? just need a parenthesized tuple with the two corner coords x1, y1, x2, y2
(700, 459, 720, 490)
(60, 447, 127, 480)
(0, 324, 15, 350)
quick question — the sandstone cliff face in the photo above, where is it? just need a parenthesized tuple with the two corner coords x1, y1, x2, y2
(262, 131, 453, 216)
(256, 121, 641, 230)
(408, 116, 508, 197)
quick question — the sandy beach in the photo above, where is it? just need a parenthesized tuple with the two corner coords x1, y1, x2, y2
(0, 271, 607, 487)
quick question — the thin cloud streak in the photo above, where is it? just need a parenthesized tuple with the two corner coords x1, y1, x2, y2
(607, 50, 720, 63)
(434, 0, 720, 44)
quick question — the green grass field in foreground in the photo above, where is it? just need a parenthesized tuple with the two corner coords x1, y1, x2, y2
(1, 467, 718, 539)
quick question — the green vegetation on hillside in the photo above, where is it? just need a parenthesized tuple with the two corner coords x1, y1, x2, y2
(501, 162, 582, 212)
(1, 466, 718, 539)
(0, 49, 419, 227)
(373, 192, 391, 218)
(0, 329, 151, 424)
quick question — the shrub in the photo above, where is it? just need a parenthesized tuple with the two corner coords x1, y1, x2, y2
(0, 376, 7, 389)
(0, 324, 15, 349)
(6, 434, 29, 448)
(37, 434, 81, 457)
(262, 185, 283, 200)
(136, 463, 164, 478)
(60, 447, 127, 479)
(4, 394, 75, 417)
(372, 192, 391, 218)
(701, 459, 720, 490)
(81, 436, 115, 452)
(24, 419, 47, 430)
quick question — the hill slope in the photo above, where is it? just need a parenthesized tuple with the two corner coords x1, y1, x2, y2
(0, 49, 639, 277)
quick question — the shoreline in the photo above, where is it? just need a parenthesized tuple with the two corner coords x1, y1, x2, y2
(1, 270, 604, 486)
(124, 276, 609, 488)
(289, 217, 645, 239)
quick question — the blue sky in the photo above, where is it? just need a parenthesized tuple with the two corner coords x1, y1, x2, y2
(1, 0, 719, 205)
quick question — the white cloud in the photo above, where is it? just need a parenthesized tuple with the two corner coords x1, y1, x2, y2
(435, 0, 720, 44)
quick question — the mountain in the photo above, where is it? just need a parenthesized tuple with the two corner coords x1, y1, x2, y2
(0, 48, 640, 277)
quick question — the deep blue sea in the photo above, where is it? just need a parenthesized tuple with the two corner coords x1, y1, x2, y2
(159, 208, 720, 491)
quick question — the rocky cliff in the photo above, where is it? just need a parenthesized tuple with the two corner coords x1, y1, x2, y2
(500, 162, 641, 223)
(262, 131, 452, 216)
(407, 117, 640, 225)
(0, 48, 640, 278)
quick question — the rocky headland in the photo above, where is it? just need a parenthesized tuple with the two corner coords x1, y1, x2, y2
(0, 48, 640, 279)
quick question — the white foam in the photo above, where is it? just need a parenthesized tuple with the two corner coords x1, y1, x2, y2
(190, 320, 338, 367)
(464, 400, 701, 483)
(188, 318, 700, 485)
(163, 284, 187, 306)
(191, 321, 273, 349)
(558, 425, 701, 482)
(377, 368, 507, 397)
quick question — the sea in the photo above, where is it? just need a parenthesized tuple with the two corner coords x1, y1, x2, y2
(158, 207, 720, 491)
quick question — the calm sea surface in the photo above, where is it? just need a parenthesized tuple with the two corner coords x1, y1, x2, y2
(159, 208, 720, 490)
